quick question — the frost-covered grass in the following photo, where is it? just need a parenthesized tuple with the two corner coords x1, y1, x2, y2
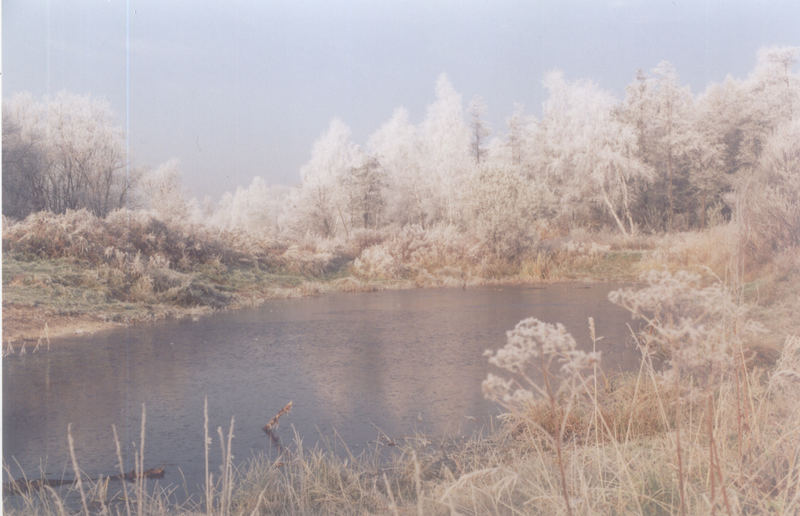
(1, 210, 640, 345)
(7, 203, 797, 348)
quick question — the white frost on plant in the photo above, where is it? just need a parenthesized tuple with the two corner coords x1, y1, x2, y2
(483, 317, 601, 413)
(609, 269, 766, 389)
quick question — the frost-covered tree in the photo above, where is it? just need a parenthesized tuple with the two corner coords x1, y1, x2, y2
(505, 103, 536, 171)
(720, 46, 800, 181)
(207, 177, 290, 236)
(468, 95, 490, 165)
(536, 71, 651, 234)
(737, 118, 800, 256)
(2, 94, 48, 218)
(44, 93, 128, 216)
(750, 46, 800, 123)
(689, 47, 799, 227)
(2, 92, 129, 217)
(691, 79, 741, 225)
(587, 114, 653, 236)
(620, 63, 700, 230)
(295, 119, 364, 238)
(340, 157, 386, 229)
(135, 159, 194, 221)
(464, 167, 539, 260)
(367, 107, 427, 226)
(419, 74, 472, 224)
(484, 135, 512, 169)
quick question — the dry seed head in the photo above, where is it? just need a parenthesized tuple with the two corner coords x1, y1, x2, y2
(483, 317, 601, 409)
(487, 318, 577, 374)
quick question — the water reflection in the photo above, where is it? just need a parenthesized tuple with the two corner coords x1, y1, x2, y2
(3, 283, 637, 497)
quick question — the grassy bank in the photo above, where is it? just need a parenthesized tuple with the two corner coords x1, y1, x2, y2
(2, 210, 654, 348)
(6, 221, 794, 351)
(1, 244, 646, 347)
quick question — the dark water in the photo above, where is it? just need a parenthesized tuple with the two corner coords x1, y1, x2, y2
(3, 284, 638, 498)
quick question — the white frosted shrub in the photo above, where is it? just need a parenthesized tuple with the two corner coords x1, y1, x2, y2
(348, 227, 385, 255)
(207, 178, 290, 237)
(483, 317, 600, 413)
(385, 224, 428, 264)
(352, 244, 398, 278)
(279, 242, 343, 276)
(134, 159, 196, 223)
(737, 118, 800, 259)
(609, 270, 764, 390)
(464, 167, 539, 261)
(367, 224, 470, 276)
(419, 224, 470, 267)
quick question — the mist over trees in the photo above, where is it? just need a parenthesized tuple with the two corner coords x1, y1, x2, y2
(3, 47, 798, 267)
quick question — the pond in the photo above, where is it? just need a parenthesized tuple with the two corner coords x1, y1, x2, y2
(3, 283, 639, 500)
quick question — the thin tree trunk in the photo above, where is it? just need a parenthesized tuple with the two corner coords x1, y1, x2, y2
(616, 164, 636, 235)
(601, 183, 629, 237)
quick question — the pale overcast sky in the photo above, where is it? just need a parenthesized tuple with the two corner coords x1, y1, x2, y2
(4, 0, 799, 198)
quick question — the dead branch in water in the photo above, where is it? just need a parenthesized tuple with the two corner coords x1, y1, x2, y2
(263, 401, 293, 433)
(265, 428, 285, 453)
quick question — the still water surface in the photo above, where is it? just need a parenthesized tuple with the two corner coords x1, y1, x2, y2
(3, 284, 637, 496)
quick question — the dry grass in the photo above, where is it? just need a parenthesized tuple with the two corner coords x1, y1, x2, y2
(3, 209, 650, 347)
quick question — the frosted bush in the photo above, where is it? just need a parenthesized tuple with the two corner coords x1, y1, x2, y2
(423, 224, 470, 265)
(104, 207, 157, 230)
(352, 244, 398, 278)
(207, 177, 290, 237)
(349, 228, 385, 251)
(280, 243, 341, 276)
(609, 269, 765, 388)
(562, 240, 610, 256)
(464, 167, 540, 261)
(367, 224, 470, 276)
(737, 119, 800, 260)
(483, 318, 600, 413)
(4, 209, 105, 260)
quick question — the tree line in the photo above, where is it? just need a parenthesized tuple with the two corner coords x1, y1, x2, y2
(4, 47, 798, 259)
